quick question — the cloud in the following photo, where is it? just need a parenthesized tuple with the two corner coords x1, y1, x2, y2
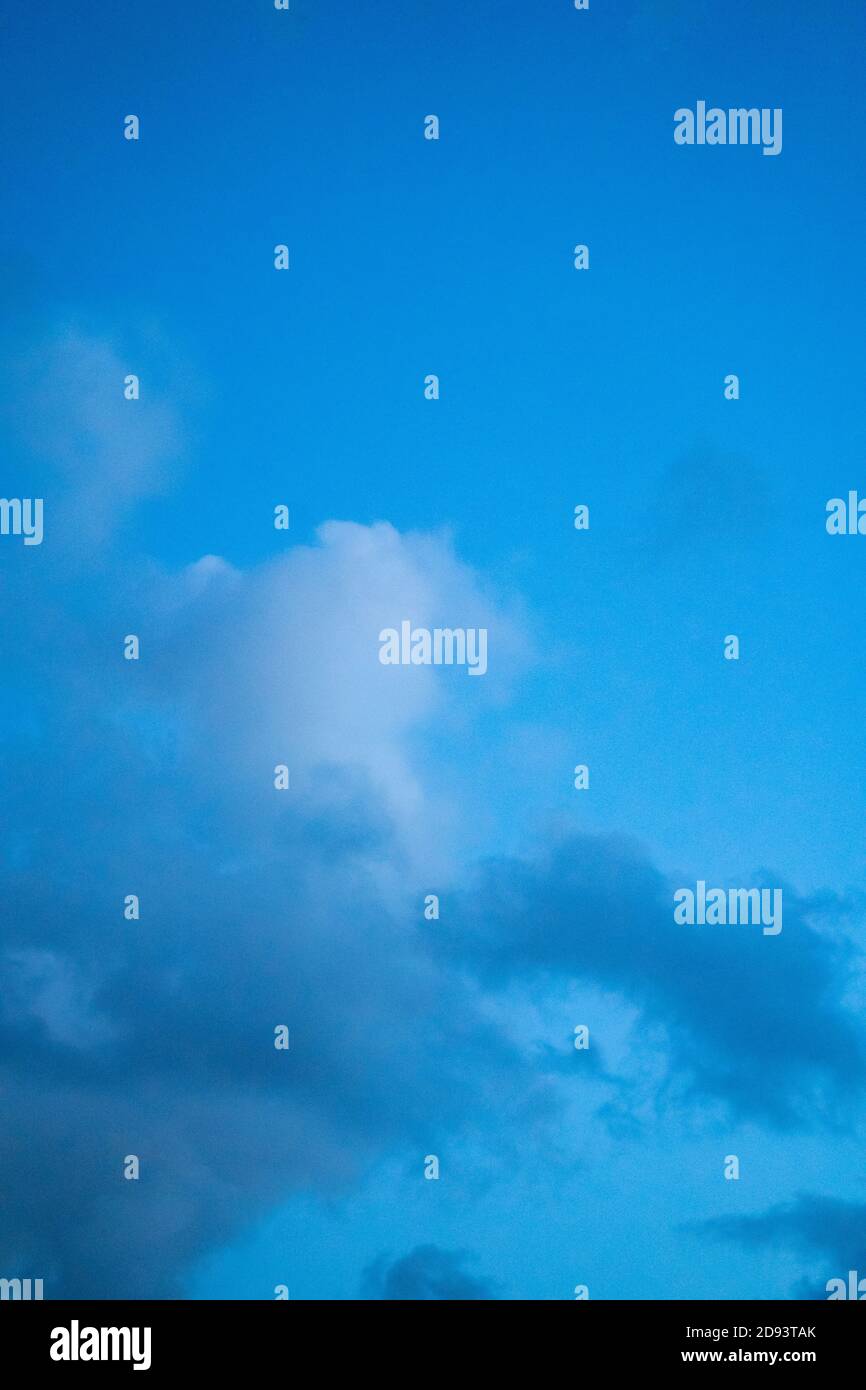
(360, 1245, 498, 1300)
(2, 342, 864, 1293)
(3, 508, 862, 1294)
(446, 833, 865, 1126)
(0, 515, 539, 1297)
(3, 326, 184, 550)
(95, 517, 532, 901)
(2, 493, 863, 1296)
(699, 1195, 866, 1299)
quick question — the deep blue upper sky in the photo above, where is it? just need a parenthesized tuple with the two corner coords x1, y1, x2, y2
(2, 0, 866, 1299)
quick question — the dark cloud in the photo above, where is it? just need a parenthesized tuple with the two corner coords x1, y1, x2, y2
(447, 834, 865, 1127)
(361, 1245, 498, 1300)
(0, 752, 533, 1297)
(699, 1195, 866, 1300)
(3, 667, 862, 1294)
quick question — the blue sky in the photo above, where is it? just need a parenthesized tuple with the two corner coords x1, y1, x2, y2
(2, 0, 866, 1299)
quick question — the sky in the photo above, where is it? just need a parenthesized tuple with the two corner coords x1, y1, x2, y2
(1, 0, 866, 1300)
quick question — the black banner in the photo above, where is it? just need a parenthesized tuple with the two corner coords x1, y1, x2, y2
(1, 1299, 861, 1376)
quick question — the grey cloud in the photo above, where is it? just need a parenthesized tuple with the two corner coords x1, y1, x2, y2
(0, 520, 538, 1298)
(360, 1245, 498, 1300)
(699, 1195, 866, 1300)
(446, 833, 865, 1126)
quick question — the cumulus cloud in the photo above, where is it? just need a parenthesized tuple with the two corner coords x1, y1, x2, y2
(136, 518, 529, 875)
(0, 502, 538, 1296)
(3, 509, 863, 1292)
(2, 335, 864, 1295)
